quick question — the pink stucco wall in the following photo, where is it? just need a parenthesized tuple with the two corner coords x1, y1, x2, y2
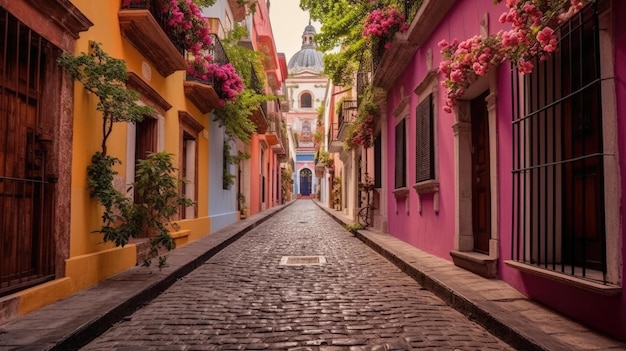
(385, 0, 510, 259)
(385, 0, 625, 340)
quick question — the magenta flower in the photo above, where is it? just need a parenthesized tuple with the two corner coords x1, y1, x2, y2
(362, 5, 408, 50)
(440, 0, 593, 110)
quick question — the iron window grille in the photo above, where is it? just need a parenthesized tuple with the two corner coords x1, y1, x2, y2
(510, 0, 610, 283)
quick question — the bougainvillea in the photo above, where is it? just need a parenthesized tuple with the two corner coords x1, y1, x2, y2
(345, 85, 381, 150)
(187, 62, 243, 105)
(438, 0, 593, 113)
(160, 0, 213, 57)
(362, 5, 409, 49)
(122, 0, 214, 61)
(208, 63, 244, 103)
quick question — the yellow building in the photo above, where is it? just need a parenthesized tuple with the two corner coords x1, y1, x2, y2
(0, 0, 229, 323)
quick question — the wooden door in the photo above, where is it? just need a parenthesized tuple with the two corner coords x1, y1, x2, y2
(471, 92, 491, 254)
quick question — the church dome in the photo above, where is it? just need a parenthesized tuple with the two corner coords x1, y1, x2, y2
(287, 23, 324, 74)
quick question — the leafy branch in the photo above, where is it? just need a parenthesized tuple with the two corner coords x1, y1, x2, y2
(57, 41, 152, 155)
(57, 42, 190, 268)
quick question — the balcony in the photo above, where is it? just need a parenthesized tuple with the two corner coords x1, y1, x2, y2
(118, 0, 187, 77)
(228, 0, 246, 21)
(328, 121, 343, 153)
(372, 0, 455, 89)
(184, 34, 230, 114)
(237, 16, 254, 50)
(357, 50, 373, 102)
(266, 113, 285, 155)
(336, 99, 358, 141)
(250, 100, 270, 134)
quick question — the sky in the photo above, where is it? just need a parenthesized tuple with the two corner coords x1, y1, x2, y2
(268, 0, 321, 63)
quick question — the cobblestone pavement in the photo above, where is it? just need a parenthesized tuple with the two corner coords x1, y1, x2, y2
(81, 200, 514, 351)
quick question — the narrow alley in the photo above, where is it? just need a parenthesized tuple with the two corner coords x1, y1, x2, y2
(80, 200, 513, 350)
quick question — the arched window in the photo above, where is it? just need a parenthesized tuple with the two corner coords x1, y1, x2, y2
(300, 93, 312, 108)
(301, 121, 311, 141)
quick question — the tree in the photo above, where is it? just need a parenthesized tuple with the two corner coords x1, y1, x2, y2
(299, 0, 389, 85)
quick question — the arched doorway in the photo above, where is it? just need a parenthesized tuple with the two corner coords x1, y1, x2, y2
(300, 168, 312, 196)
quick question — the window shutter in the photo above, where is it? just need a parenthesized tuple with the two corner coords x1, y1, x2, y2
(395, 119, 406, 188)
(415, 94, 434, 182)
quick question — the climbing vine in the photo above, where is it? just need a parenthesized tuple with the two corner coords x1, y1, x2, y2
(439, 0, 593, 112)
(57, 42, 191, 267)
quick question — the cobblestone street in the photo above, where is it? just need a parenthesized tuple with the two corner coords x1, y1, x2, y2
(82, 200, 514, 350)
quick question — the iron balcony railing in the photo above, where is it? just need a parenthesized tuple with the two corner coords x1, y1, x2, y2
(250, 64, 264, 95)
(336, 99, 358, 141)
(120, 0, 186, 55)
(371, 0, 424, 74)
(186, 33, 230, 99)
(357, 50, 373, 102)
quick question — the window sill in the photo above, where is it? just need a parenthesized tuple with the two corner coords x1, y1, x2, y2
(413, 179, 439, 194)
(450, 250, 497, 279)
(505, 260, 621, 296)
(393, 187, 410, 199)
(413, 180, 440, 213)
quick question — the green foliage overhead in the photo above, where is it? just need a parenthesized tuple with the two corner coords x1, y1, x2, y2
(222, 25, 266, 89)
(213, 90, 268, 141)
(57, 41, 153, 155)
(299, 0, 387, 85)
(213, 24, 275, 141)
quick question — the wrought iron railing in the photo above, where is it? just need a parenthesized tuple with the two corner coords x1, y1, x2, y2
(400, 0, 424, 24)
(338, 99, 358, 134)
(250, 64, 264, 95)
(370, 0, 424, 74)
(357, 50, 373, 102)
(120, 0, 186, 55)
(186, 34, 230, 99)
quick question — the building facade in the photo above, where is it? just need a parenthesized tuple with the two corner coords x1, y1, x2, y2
(285, 24, 328, 198)
(348, 0, 625, 340)
(0, 0, 283, 324)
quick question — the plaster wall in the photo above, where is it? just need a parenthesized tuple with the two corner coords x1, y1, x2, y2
(383, 0, 625, 340)
(208, 119, 238, 232)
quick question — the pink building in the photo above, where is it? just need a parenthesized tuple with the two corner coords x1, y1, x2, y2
(243, 0, 288, 216)
(368, 0, 624, 340)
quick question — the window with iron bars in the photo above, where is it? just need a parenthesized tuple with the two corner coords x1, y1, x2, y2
(510, 0, 615, 284)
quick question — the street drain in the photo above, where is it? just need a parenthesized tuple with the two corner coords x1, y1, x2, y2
(279, 256, 326, 266)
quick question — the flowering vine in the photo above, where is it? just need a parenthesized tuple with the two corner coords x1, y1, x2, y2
(159, 0, 213, 57)
(362, 5, 409, 50)
(345, 86, 381, 150)
(438, 0, 593, 112)
(188, 62, 244, 105)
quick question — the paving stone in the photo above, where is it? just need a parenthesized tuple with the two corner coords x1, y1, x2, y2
(80, 201, 515, 351)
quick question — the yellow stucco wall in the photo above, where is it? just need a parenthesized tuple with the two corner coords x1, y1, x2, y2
(6, 1, 214, 317)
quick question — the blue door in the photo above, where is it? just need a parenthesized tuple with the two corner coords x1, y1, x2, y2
(300, 169, 312, 196)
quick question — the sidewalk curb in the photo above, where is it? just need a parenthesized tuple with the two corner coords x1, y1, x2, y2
(54, 201, 295, 351)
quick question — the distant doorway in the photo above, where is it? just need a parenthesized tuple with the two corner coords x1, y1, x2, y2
(300, 168, 312, 196)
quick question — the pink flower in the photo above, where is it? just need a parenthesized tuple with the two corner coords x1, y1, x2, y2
(362, 5, 408, 50)
(518, 59, 534, 74)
